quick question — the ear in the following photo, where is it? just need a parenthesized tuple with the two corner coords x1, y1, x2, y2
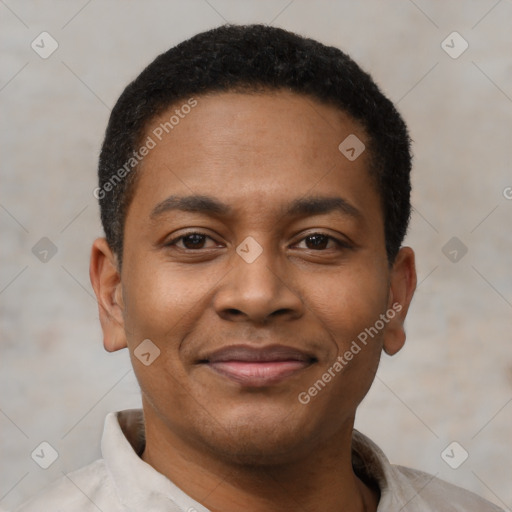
(89, 238, 127, 352)
(383, 246, 417, 356)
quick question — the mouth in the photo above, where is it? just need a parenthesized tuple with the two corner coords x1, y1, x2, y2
(200, 344, 317, 387)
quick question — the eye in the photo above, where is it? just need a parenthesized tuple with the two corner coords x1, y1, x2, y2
(167, 232, 219, 250)
(165, 231, 350, 252)
(294, 233, 348, 251)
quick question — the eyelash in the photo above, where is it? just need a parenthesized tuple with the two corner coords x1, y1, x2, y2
(166, 231, 351, 252)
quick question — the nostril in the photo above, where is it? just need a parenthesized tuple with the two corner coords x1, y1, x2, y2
(270, 308, 293, 318)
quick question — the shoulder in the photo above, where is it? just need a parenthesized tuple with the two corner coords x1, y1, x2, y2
(15, 459, 122, 512)
(392, 464, 505, 511)
(351, 431, 504, 512)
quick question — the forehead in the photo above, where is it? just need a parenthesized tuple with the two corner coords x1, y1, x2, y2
(127, 91, 379, 225)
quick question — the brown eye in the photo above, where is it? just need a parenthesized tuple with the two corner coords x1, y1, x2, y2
(167, 232, 218, 250)
(180, 233, 207, 249)
(296, 233, 343, 251)
(304, 234, 330, 250)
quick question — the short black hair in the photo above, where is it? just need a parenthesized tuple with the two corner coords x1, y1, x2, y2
(98, 24, 411, 267)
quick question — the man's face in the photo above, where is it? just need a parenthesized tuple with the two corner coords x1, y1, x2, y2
(105, 91, 413, 465)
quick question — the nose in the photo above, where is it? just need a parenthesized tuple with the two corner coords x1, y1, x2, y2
(213, 243, 304, 324)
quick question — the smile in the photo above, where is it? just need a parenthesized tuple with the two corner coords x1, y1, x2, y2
(202, 344, 316, 387)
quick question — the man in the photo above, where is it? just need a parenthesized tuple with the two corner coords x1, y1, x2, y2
(16, 24, 503, 511)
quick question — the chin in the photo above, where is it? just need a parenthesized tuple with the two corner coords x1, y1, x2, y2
(199, 416, 314, 467)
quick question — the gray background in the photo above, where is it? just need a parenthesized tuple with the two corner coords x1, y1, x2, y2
(1, 0, 511, 510)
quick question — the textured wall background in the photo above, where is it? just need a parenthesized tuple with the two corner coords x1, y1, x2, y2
(1, 1, 511, 510)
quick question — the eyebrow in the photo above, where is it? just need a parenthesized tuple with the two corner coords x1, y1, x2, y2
(149, 194, 362, 221)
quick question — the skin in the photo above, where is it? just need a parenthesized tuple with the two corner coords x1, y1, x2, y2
(90, 91, 416, 512)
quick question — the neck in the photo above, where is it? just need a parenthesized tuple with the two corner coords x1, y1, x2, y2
(140, 406, 379, 512)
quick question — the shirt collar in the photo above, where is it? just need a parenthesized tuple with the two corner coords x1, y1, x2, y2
(102, 409, 429, 511)
(102, 409, 210, 512)
(352, 430, 436, 510)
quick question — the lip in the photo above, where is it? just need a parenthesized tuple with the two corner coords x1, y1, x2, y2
(201, 344, 316, 387)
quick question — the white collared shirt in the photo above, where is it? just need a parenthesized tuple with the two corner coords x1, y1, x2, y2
(15, 409, 504, 511)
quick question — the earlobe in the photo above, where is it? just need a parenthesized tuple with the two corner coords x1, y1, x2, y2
(383, 247, 417, 356)
(89, 238, 128, 352)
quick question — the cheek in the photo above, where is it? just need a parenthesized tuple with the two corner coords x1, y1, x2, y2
(121, 258, 225, 351)
(305, 269, 387, 402)
(123, 283, 168, 341)
(120, 263, 200, 408)
(306, 263, 389, 345)
(121, 260, 189, 342)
